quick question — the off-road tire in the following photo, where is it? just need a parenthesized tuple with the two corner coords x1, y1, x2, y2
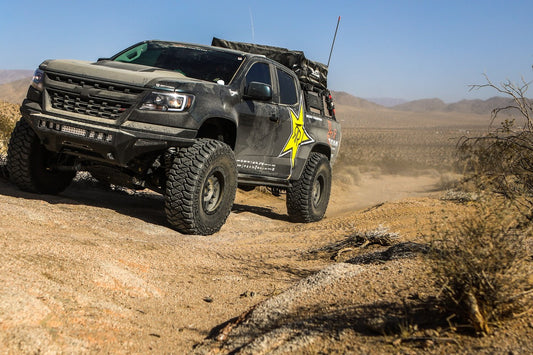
(7, 119, 75, 194)
(165, 139, 237, 235)
(286, 152, 331, 223)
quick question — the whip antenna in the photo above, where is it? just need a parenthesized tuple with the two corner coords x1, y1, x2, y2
(327, 16, 341, 67)
(249, 7, 255, 41)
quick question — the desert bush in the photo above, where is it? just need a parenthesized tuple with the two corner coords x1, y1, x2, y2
(440, 188, 480, 203)
(430, 71, 533, 336)
(0, 115, 12, 153)
(0, 101, 19, 154)
(460, 73, 533, 220)
(430, 200, 532, 334)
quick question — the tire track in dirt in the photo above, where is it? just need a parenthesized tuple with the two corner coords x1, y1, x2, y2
(0, 171, 444, 353)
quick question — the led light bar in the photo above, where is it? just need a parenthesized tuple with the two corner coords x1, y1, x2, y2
(61, 125, 87, 137)
(38, 119, 113, 143)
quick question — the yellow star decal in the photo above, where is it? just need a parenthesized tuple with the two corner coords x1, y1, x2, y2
(279, 100, 314, 168)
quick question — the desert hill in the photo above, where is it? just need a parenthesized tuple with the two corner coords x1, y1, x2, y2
(392, 98, 447, 112)
(0, 69, 33, 85)
(331, 91, 384, 110)
(392, 96, 516, 115)
(445, 96, 515, 115)
(365, 97, 408, 107)
(332, 90, 518, 117)
(0, 77, 30, 104)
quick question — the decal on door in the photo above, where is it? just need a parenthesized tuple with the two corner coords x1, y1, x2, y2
(279, 99, 314, 169)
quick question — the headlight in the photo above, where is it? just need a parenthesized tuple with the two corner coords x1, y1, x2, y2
(31, 69, 44, 92)
(139, 92, 194, 112)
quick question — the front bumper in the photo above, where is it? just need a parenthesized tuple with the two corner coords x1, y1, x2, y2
(21, 99, 197, 167)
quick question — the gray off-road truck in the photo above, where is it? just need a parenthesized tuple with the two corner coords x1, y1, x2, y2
(7, 38, 341, 235)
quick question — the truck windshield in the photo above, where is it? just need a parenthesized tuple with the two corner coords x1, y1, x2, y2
(112, 42, 245, 85)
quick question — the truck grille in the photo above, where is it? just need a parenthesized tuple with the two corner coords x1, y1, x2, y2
(48, 88, 130, 120)
(45, 72, 144, 120)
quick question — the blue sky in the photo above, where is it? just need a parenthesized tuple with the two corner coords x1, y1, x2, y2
(1, 0, 531, 102)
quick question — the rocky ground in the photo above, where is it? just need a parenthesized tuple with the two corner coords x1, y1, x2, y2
(1, 165, 532, 354)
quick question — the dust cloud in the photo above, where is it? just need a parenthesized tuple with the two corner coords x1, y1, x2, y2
(329, 164, 445, 217)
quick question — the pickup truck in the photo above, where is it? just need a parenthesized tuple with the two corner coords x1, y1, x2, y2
(7, 38, 341, 235)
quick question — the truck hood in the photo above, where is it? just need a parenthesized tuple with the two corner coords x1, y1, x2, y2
(41, 59, 187, 88)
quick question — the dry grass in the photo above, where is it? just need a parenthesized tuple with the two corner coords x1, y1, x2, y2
(0, 101, 19, 154)
(430, 200, 533, 334)
(308, 225, 400, 262)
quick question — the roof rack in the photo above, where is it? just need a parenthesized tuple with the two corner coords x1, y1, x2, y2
(211, 37, 328, 90)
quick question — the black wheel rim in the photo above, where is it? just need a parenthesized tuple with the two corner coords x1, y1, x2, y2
(202, 169, 224, 214)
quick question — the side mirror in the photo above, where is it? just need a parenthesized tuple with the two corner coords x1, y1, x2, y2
(244, 82, 272, 101)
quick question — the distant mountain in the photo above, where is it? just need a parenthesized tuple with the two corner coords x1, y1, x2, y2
(393, 98, 447, 112)
(331, 91, 384, 109)
(393, 96, 518, 115)
(0, 70, 33, 85)
(0, 78, 30, 104)
(446, 97, 515, 115)
(365, 97, 408, 107)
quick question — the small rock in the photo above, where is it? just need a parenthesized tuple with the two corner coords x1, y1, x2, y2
(203, 296, 213, 303)
(239, 291, 255, 298)
(365, 316, 387, 334)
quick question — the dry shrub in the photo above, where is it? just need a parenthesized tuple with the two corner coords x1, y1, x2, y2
(0, 115, 12, 153)
(430, 200, 532, 334)
(0, 101, 19, 154)
(460, 129, 533, 209)
(440, 189, 480, 203)
(434, 72, 533, 335)
(460, 73, 533, 221)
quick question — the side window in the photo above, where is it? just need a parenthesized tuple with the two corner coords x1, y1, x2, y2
(245, 62, 271, 86)
(277, 68, 298, 105)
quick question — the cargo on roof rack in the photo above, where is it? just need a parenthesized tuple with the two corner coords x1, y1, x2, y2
(211, 37, 328, 90)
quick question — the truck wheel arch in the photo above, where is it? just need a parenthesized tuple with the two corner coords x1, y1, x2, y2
(197, 117, 237, 149)
(310, 143, 331, 161)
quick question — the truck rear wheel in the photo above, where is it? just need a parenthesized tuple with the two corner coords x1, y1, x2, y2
(165, 139, 237, 235)
(286, 152, 331, 223)
(7, 119, 75, 194)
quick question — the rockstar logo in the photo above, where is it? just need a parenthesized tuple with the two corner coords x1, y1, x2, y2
(279, 99, 314, 169)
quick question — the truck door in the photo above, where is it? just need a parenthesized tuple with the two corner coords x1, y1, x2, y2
(234, 62, 291, 179)
(272, 67, 313, 179)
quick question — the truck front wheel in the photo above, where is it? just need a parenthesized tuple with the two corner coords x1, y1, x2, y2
(286, 152, 331, 223)
(7, 119, 75, 194)
(165, 139, 237, 235)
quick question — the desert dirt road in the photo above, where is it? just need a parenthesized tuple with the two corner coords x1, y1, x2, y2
(0, 171, 444, 353)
